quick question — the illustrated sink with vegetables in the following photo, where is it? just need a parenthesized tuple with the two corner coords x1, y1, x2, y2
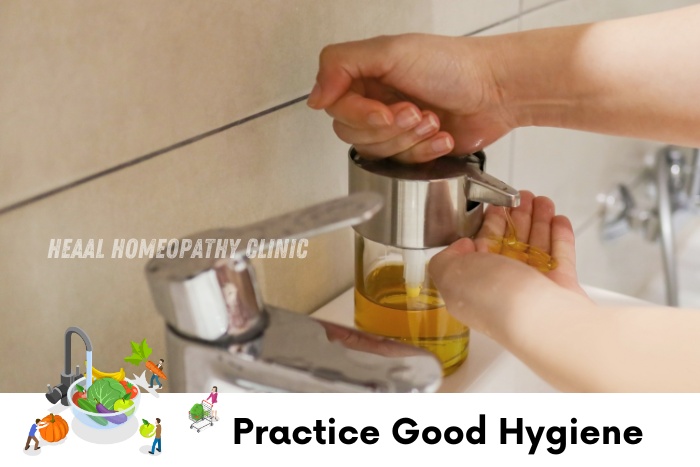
(68, 377, 141, 429)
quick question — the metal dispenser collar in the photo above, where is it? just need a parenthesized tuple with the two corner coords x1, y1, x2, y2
(348, 147, 520, 249)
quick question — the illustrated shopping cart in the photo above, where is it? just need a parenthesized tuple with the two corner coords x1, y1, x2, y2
(189, 399, 214, 432)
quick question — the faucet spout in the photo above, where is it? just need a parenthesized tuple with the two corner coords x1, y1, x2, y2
(63, 326, 93, 375)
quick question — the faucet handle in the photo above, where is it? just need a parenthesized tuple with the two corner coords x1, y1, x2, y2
(145, 193, 383, 342)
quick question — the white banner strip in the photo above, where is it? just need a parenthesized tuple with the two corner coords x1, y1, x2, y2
(5, 393, 697, 466)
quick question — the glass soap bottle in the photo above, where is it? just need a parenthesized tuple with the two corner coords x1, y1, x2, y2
(348, 147, 520, 375)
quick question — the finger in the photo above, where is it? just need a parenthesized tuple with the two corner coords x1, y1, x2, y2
(509, 190, 535, 243)
(550, 215, 577, 272)
(390, 130, 454, 163)
(527, 196, 556, 255)
(474, 203, 508, 253)
(324, 89, 394, 129)
(354, 117, 451, 161)
(548, 215, 588, 296)
(308, 38, 394, 109)
(332, 102, 423, 145)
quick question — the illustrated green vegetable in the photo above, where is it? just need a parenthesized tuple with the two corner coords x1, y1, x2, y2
(189, 403, 211, 421)
(124, 338, 168, 380)
(87, 377, 127, 410)
(190, 403, 204, 421)
(77, 398, 108, 426)
(124, 339, 152, 366)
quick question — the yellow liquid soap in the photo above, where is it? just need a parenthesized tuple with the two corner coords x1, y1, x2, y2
(405, 284, 422, 299)
(489, 207, 558, 272)
(355, 264, 469, 376)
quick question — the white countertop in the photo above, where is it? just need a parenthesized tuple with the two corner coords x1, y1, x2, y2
(311, 285, 654, 393)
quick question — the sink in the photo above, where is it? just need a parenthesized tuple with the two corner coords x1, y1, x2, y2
(311, 285, 654, 392)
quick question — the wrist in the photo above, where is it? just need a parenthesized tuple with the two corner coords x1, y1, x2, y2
(496, 278, 597, 355)
(485, 26, 588, 131)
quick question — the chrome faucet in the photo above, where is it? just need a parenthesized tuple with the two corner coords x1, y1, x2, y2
(599, 145, 700, 306)
(145, 193, 443, 392)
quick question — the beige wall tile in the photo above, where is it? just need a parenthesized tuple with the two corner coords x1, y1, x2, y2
(1, 0, 435, 209)
(522, 0, 560, 12)
(430, 0, 519, 35)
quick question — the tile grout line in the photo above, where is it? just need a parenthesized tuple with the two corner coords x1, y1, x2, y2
(0, 94, 310, 217)
(2, 0, 569, 218)
(467, 0, 567, 36)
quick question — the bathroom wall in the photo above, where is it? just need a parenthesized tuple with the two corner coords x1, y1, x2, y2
(1, 0, 695, 392)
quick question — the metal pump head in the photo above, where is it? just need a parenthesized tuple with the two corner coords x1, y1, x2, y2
(348, 147, 520, 249)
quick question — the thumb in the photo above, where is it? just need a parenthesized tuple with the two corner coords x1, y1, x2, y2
(307, 38, 395, 111)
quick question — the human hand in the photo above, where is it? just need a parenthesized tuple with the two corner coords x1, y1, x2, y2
(428, 191, 590, 336)
(307, 34, 516, 163)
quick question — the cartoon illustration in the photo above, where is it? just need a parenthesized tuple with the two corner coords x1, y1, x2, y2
(24, 418, 48, 451)
(148, 418, 162, 454)
(124, 339, 168, 390)
(206, 386, 219, 421)
(45, 326, 93, 406)
(149, 359, 165, 389)
(91, 366, 126, 381)
(43, 326, 143, 431)
(45, 327, 143, 430)
(37, 413, 69, 442)
(69, 372, 142, 429)
(140, 419, 157, 438)
(189, 399, 214, 433)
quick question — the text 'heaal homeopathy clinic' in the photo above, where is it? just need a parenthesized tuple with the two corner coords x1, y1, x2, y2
(47, 238, 309, 259)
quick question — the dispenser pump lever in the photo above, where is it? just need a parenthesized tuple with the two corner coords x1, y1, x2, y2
(464, 165, 520, 208)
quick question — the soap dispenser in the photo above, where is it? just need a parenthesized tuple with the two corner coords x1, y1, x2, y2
(348, 147, 520, 374)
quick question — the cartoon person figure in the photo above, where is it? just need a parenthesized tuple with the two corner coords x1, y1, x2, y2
(148, 418, 162, 454)
(149, 359, 164, 389)
(206, 386, 219, 421)
(25, 418, 48, 451)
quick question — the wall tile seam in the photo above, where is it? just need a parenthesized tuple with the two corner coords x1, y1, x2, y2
(467, 0, 567, 36)
(0, 94, 310, 218)
(2, 0, 569, 218)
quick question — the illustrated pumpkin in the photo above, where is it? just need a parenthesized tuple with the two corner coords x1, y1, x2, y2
(39, 413, 69, 442)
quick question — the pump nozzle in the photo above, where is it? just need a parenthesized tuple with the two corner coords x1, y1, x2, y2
(403, 249, 425, 298)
